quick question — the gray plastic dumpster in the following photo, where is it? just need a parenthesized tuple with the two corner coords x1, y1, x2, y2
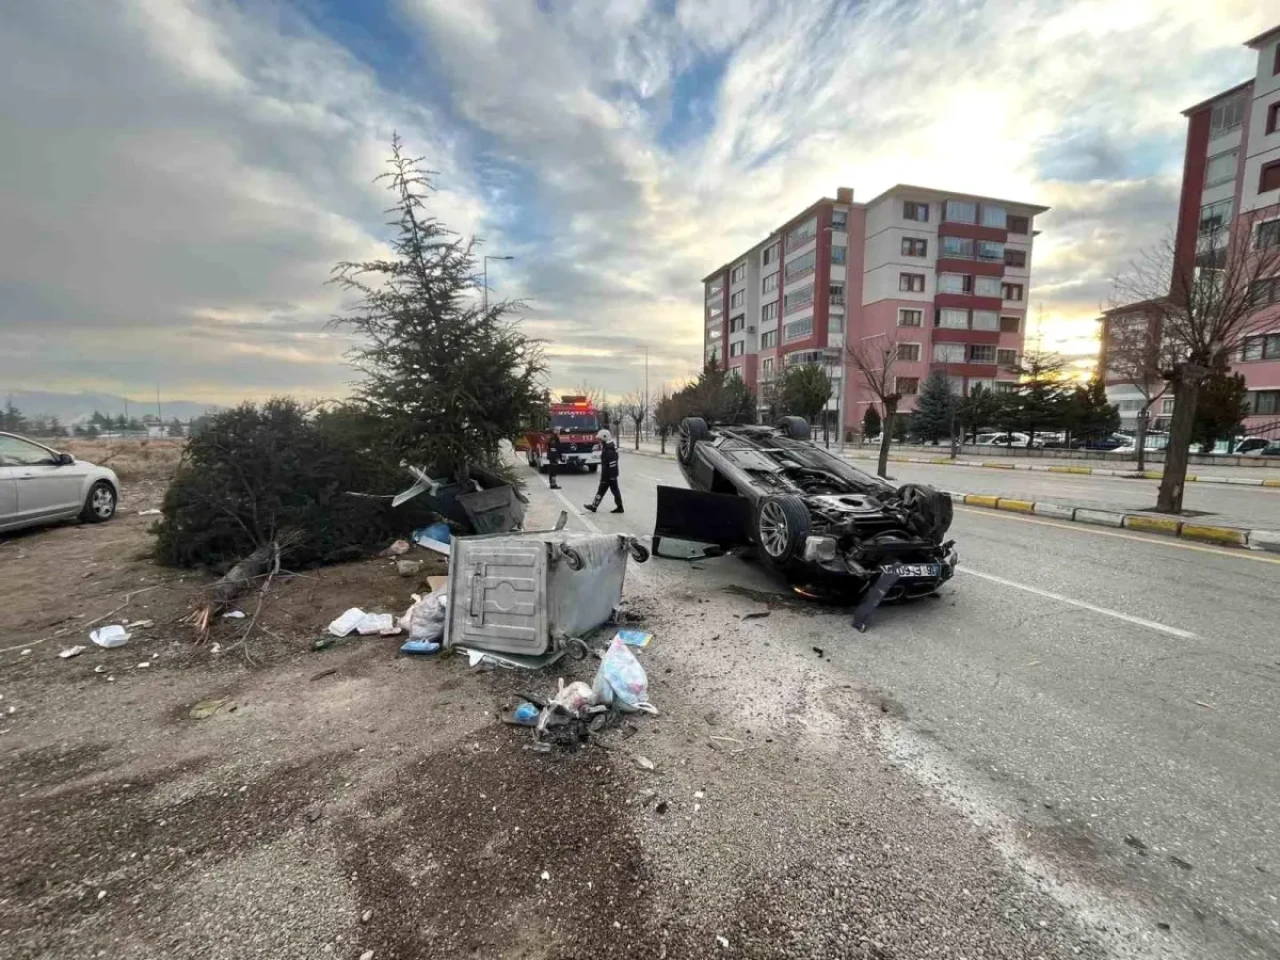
(442, 530, 649, 665)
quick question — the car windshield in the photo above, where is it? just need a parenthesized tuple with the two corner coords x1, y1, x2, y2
(551, 411, 598, 433)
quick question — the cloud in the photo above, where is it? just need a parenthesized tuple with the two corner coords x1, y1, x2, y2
(0, 0, 1274, 404)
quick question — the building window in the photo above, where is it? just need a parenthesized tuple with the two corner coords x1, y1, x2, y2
(786, 350, 825, 367)
(1204, 150, 1238, 187)
(831, 210, 848, 231)
(730, 290, 745, 308)
(897, 343, 921, 362)
(1259, 220, 1280, 249)
(1004, 249, 1027, 268)
(784, 284, 814, 314)
(896, 376, 920, 395)
(785, 249, 817, 280)
(898, 308, 923, 327)
(829, 313, 845, 334)
(784, 318, 814, 342)
(1261, 160, 1280, 194)
(1002, 282, 1024, 301)
(788, 216, 817, 245)
(902, 237, 928, 257)
(980, 204, 1006, 228)
(1240, 334, 1280, 360)
(994, 381, 1018, 394)
(969, 344, 997, 363)
(972, 310, 999, 331)
(1250, 278, 1280, 305)
(729, 315, 745, 333)
(763, 272, 778, 293)
(1209, 94, 1245, 138)
(1000, 315, 1021, 333)
(831, 245, 847, 265)
(708, 327, 722, 340)
(899, 273, 925, 292)
(943, 199, 977, 223)
(760, 330, 777, 349)
(762, 243, 779, 266)
(975, 275, 1002, 298)
(1199, 198, 1233, 234)
(706, 284, 722, 301)
(941, 236, 974, 259)
(938, 308, 969, 329)
(997, 348, 1018, 366)
(1247, 389, 1280, 416)
(978, 240, 1005, 261)
(968, 377, 996, 394)
(933, 342, 965, 363)
(938, 273, 974, 295)
(1007, 215, 1029, 234)
(731, 263, 747, 284)
(761, 357, 775, 378)
(1269, 102, 1280, 134)
(903, 201, 929, 222)
(829, 283, 845, 305)
(762, 301, 778, 323)
(729, 340, 745, 357)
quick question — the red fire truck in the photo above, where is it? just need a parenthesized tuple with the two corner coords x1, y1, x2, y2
(524, 395, 602, 473)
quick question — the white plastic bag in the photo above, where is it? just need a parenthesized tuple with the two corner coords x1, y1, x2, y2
(90, 625, 131, 648)
(592, 635, 656, 714)
(398, 589, 448, 643)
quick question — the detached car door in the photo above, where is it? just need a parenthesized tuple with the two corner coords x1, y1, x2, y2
(0, 436, 85, 522)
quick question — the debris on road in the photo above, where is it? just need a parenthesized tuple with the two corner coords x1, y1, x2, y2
(222, 610, 246, 619)
(398, 590, 447, 644)
(328, 608, 366, 638)
(812, 646, 824, 658)
(413, 534, 452, 556)
(396, 558, 423, 577)
(380, 539, 412, 557)
(635, 755, 656, 771)
(137, 508, 162, 516)
(593, 635, 656, 714)
(355, 612, 395, 635)
(59, 645, 86, 659)
(616, 629, 652, 648)
(399, 639, 441, 656)
(90, 624, 130, 648)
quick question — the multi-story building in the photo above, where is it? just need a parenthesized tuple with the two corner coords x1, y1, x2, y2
(702, 185, 1047, 437)
(1102, 25, 1280, 434)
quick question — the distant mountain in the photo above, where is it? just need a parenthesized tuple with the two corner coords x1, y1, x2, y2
(2, 390, 219, 424)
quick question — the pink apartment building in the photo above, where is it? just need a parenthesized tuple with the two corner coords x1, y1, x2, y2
(1102, 25, 1280, 435)
(703, 185, 1047, 436)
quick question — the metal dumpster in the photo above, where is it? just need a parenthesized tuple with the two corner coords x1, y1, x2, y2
(442, 530, 649, 665)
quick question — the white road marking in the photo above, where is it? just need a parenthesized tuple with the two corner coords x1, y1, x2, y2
(537, 473, 602, 535)
(637, 473, 667, 484)
(956, 566, 1198, 640)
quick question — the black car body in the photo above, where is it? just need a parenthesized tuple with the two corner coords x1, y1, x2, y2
(654, 417, 957, 599)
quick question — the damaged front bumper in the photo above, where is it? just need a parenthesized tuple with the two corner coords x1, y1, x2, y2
(802, 535, 957, 594)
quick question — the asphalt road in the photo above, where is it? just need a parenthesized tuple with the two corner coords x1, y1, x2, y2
(537, 451, 1280, 959)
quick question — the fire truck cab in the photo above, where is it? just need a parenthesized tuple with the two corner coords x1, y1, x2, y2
(525, 396, 603, 473)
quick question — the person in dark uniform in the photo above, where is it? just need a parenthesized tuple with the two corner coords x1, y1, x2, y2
(584, 429, 623, 513)
(546, 430, 563, 489)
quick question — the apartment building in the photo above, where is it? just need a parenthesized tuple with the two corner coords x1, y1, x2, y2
(1102, 25, 1280, 433)
(703, 185, 1047, 436)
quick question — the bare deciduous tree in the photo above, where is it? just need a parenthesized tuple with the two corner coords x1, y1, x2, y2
(846, 334, 902, 478)
(621, 390, 649, 451)
(1112, 214, 1280, 512)
(1100, 305, 1175, 472)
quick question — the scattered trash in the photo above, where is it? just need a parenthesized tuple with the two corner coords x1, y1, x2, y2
(359, 951, 374, 960)
(742, 609, 770, 620)
(90, 625, 130, 648)
(356, 612, 395, 635)
(539, 870, 551, 882)
(189, 697, 234, 719)
(421, 521, 452, 544)
(222, 610, 246, 620)
(312, 637, 337, 651)
(398, 590, 448, 644)
(399, 639, 441, 656)
(426, 575, 448, 592)
(93, 665, 106, 674)
(328, 608, 367, 638)
(136, 661, 151, 669)
(593, 635, 656, 714)
(396, 559, 423, 577)
(20, 648, 31, 656)
(310, 668, 339, 681)
(414, 536, 451, 556)
(616, 629, 653, 648)
(812, 646, 824, 658)
(1193, 700, 1216, 709)
(210, 642, 222, 654)
(59, 645, 87, 659)
(635, 755, 656, 771)
(694, 790, 705, 800)
(716, 935, 730, 949)
(380, 539, 412, 557)
(127, 619, 154, 629)
(137, 508, 162, 516)
(512, 702, 539, 725)
(361, 909, 373, 923)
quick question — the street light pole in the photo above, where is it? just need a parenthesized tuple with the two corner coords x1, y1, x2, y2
(482, 254, 514, 315)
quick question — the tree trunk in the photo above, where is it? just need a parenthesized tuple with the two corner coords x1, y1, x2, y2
(634, 423, 640, 450)
(1156, 377, 1201, 513)
(1135, 408, 1149, 473)
(878, 402, 897, 478)
(659, 430, 666, 454)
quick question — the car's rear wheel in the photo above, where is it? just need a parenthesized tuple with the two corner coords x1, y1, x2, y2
(755, 495, 809, 567)
(81, 481, 117, 524)
(677, 417, 710, 466)
(777, 416, 810, 441)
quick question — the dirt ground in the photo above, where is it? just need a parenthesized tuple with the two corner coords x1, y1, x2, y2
(1, 476, 1136, 960)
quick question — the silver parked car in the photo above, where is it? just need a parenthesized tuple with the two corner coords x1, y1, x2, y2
(0, 432, 121, 533)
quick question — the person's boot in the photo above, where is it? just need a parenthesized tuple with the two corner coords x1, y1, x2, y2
(584, 498, 600, 512)
(610, 500, 625, 514)
(549, 479, 560, 489)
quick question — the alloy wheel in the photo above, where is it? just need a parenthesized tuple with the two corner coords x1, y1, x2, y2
(758, 501, 790, 558)
(92, 486, 115, 518)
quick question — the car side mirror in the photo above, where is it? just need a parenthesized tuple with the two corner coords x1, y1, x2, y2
(55, 452, 75, 466)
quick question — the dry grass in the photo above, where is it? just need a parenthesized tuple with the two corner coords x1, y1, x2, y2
(63, 437, 186, 483)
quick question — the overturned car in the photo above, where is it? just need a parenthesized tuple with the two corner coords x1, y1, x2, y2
(654, 417, 957, 602)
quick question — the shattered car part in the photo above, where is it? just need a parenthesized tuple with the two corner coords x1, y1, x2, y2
(393, 464, 526, 533)
(655, 417, 957, 601)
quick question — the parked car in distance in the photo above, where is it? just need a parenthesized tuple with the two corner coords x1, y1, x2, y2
(0, 432, 120, 533)
(1237, 437, 1274, 455)
(975, 432, 1043, 449)
(1261, 442, 1280, 457)
(1069, 434, 1128, 451)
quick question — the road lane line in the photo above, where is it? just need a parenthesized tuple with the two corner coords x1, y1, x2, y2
(533, 472, 602, 535)
(955, 506, 1280, 566)
(955, 567, 1198, 639)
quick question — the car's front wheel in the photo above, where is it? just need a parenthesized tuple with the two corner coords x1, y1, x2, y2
(81, 481, 117, 524)
(677, 417, 710, 466)
(755, 495, 809, 568)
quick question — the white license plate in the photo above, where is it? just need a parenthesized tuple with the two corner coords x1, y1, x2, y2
(889, 563, 940, 578)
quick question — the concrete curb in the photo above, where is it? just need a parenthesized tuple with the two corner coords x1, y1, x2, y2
(838, 452, 1280, 489)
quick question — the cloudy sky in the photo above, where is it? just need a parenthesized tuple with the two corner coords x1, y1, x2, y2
(0, 0, 1269, 405)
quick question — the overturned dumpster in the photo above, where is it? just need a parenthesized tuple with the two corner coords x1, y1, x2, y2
(442, 530, 650, 669)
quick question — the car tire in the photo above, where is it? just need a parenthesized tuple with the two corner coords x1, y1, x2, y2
(677, 417, 710, 466)
(81, 480, 117, 524)
(777, 416, 810, 441)
(754, 495, 809, 568)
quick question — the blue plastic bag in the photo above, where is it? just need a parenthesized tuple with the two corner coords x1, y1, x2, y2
(592, 635, 656, 714)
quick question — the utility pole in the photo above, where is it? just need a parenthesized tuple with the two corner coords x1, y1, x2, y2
(482, 255, 514, 315)
(156, 385, 163, 422)
(644, 344, 649, 442)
